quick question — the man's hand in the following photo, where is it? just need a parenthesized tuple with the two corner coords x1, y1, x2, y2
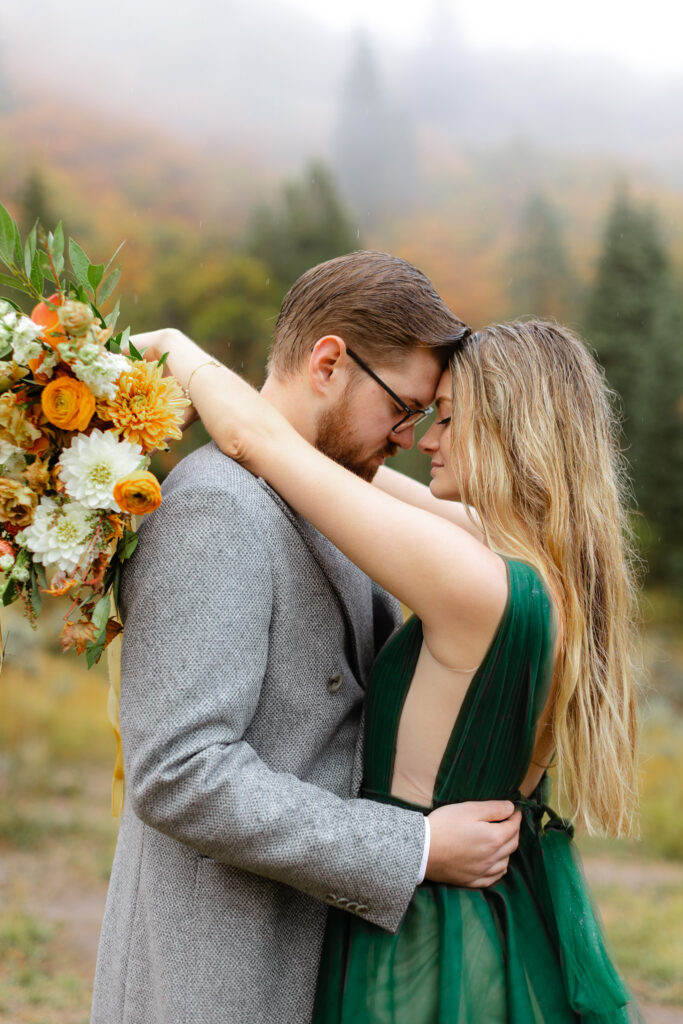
(425, 800, 521, 888)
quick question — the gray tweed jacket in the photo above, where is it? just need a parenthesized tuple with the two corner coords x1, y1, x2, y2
(91, 442, 425, 1024)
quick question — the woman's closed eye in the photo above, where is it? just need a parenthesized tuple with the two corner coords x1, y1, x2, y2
(436, 416, 451, 426)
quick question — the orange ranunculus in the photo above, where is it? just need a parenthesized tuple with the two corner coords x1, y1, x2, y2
(113, 470, 162, 515)
(41, 376, 96, 431)
(31, 293, 66, 347)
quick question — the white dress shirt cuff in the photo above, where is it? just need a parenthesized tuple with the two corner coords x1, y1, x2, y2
(416, 815, 430, 885)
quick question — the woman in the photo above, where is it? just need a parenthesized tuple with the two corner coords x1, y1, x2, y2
(140, 319, 640, 1022)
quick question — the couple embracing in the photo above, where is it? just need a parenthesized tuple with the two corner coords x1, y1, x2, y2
(91, 252, 640, 1023)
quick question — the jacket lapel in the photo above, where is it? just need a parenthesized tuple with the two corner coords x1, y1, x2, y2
(256, 478, 378, 684)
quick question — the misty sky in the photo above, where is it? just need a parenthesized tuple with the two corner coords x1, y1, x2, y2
(286, 0, 683, 78)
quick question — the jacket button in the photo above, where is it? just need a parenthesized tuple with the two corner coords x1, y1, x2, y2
(327, 673, 343, 694)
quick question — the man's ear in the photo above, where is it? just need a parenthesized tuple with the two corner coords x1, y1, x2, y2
(308, 335, 348, 397)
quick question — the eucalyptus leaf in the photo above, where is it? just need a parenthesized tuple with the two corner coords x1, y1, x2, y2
(48, 223, 65, 277)
(103, 240, 126, 276)
(30, 251, 43, 295)
(91, 592, 110, 632)
(88, 263, 105, 291)
(24, 223, 37, 279)
(98, 266, 121, 304)
(0, 272, 24, 291)
(29, 564, 43, 619)
(69, 238, 91, 289)
(0, 577, 17, 607)
(0, 203, 15, 264)
(13, 223, 23, 268)
(112, 562, 121, 609)
(104, 298, 121, 329)
(119, 529, 139, 561)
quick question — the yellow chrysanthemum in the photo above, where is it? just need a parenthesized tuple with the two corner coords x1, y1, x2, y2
(98, 361, 189, 452)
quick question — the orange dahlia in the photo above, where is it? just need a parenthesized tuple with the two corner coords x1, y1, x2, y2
(98, 361, 189, 452)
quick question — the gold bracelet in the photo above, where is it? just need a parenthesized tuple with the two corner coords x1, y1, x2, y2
(183, 360, 222, 403)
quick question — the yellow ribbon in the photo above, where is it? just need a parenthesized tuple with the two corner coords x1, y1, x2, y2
(107, 623, 125, 817)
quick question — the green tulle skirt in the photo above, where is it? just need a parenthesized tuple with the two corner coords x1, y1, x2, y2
(314, 562, 640, 1022)
(314, 798, 640, 1023)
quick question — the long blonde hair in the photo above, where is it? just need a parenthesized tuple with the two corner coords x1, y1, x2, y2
(451, 320, 640, 836)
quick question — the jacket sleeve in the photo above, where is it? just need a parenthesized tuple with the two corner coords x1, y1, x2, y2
(119, 476, 425, 933)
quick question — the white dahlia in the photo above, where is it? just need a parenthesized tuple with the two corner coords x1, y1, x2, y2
(59, 429, 144, 510)
(22, 497, 97, 574)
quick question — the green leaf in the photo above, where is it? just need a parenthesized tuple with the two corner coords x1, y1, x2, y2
(85, 593, 111, 668)
(97, 266, 121, 305)
(50, 221, 65, 270)
(0, 577, 17, 607)
(0, 271, 23, 291)
(38, 251, 52, 276)
(128, 340, 143, 361)
(13, 223, 23, 268)
(112, 563, 122, 609)
(24, 223, 37, 278)
(104, 298, 120, 329)
(157, 350, 169, 368)
(30, 251, 43, 295)
(0, 203, 16, 264)
(0, 342, 12, 359)
(29, 563, 43, 619)
(103, 240, 125, 276)
(87, 262, 105, 291)
(118, 529, 139, 561)
(69, 238, 91, 289)
(91, 592, 110, 632)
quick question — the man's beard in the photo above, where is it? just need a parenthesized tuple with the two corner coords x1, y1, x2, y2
(315, 400, 397, 482)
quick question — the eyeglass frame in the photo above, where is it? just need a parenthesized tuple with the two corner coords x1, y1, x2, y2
(345, 348, 434, 434)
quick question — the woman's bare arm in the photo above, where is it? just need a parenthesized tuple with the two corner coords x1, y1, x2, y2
(374, 466, 486, 543)
(133, 330, 508, 671)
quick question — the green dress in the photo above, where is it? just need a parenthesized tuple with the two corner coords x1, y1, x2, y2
(314, 560, 639, 1023)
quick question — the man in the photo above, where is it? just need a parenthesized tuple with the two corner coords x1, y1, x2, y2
(91, 252, 520, 1024)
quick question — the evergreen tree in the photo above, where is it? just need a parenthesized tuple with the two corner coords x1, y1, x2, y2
(584, 193, 683, 589)
(18, 171, 55, 235)
(243, 161, 360, 293)
(333, 35, 416, 225)
(509, 192, 575, 320)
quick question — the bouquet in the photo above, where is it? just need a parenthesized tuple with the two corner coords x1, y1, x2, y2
(0, 203, 189, 666)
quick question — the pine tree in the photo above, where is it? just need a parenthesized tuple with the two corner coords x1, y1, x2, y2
(244, 161, 360, 292)
(18, 171, 55, 235)
(509, 192, 576, 320)
(584, 193, 683, 589)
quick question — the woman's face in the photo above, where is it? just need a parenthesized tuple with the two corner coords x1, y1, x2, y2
(418, 369, 466, 501)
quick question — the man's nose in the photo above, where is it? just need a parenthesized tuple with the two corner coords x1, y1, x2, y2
(391, 425, 416, 450)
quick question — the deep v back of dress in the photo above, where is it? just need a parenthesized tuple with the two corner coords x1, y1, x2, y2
(314, 559, 640, 1024)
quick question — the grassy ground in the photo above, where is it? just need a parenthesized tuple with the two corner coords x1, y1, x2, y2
(0, 597, 682, 1022)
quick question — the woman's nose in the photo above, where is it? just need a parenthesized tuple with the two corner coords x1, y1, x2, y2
(418, 425, 438, 453)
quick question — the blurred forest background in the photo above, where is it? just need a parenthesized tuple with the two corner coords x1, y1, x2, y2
(0, 1, 681, 1021)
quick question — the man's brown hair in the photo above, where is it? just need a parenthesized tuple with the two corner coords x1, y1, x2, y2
(267, 251, 469, 376)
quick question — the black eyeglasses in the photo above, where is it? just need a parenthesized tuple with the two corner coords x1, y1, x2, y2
(346, 349, 434, 434)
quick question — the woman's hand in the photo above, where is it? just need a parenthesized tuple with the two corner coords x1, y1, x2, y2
(127, 328, 213, 432)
